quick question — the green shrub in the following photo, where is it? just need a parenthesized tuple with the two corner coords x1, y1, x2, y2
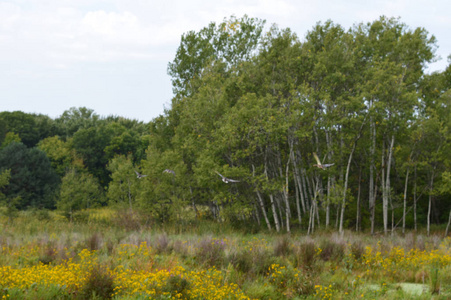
(244, 281, 279, 300)
(154, 234, 172, 254)
(229, 245, 275, 276)
(78, 265, 115, 299)
(172, 239, 190, 258)
(268, 264, 315, 297)
(39, 242, 57, 265)
(429, 264, 440, 294)
(295, 240, 317, 269)
(31, 208, 51, 221)
(113, 209, 142, 231)
(274, 235, 292, 257)
(161, 275, 190, 297)
(319, 239, 345, 262)
(86, 232, 102, 251)
(195, 237, 226, 268)
(350, 241, 365, 261)
(4, 284, 72, 300)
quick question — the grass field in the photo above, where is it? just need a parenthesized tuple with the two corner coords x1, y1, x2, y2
(0, 208, 450, 299)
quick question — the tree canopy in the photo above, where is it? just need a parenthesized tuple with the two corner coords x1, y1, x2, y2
(0, 16, 449, 234)
(0, 142, 60, 209)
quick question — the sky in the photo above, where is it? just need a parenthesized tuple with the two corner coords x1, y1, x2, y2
(1, 0, 450, 123)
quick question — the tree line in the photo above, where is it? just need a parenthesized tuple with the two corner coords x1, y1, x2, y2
(1, 15, 450, 235)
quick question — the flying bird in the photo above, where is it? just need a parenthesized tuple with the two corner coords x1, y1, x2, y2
(313, 152, 334, 169)
(215, 171, 240, 183)
(163, 169, 175, 176)
(135, 170, 148, 179)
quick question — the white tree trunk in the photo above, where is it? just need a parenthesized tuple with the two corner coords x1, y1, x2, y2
(284, 155, 291, 233)
(414, 166, 418, 232)
(291, 147, 304, 221)
(356, 168, 362, 232)
(326, 176, 331, 228)
(308, 180, 319, 235)
(445, 209, 451, 237)
(325, 130, 335, 229)
(339, 116, 366, 234)
(383, 134, 395, 235)
(339, 148, 355, 234)
(256, 190, 272, 231)
(369, 117, 376, 233)
(402, 168, 410, 234)
(270, 194, 280, 232)
(427, 171, 435, 236)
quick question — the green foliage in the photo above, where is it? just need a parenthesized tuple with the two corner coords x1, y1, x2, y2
(0, 132, 21, 150)
(2, 196, 20, 221)
(1, 211, 451, 299)
(0, 15, 449, 234)
(0, 168, 10, 200)
(161, 275, 190, 297)
(137, 144, 189, 224)
(38, 136, 85, 176)
(3, 284, 72, 300)
(77, 265, 115, 300)
(72, 126, 111, 185)
(168, 15, 265, 98)
(273, 235, 293, 257)
(295, 240, 317, 269)
(429, 264, 441, 294)
(0, 111, 38, 146)
(244, 280, 279, 300)
(318, 238, 345, 262)
(106, 155, 137, 208)
(72, 120, 148, 186)
(0, 142, 60, 209)
(229, 240, 275, 276)
(1, 112, 58, 148)
(58, 169, 102, 217)
(350, 241, 365, 261)
(112, 208, 143, 231)
(195, 237, 227, 267)
(55, 107, 100, 138)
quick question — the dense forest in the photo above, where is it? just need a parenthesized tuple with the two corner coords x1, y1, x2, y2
(1, 16, 450, 236)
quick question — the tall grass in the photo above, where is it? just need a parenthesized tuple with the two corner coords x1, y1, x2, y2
(0, 208, 450, 299)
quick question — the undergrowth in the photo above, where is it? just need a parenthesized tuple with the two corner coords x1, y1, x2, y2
(0, 208, 450, 299)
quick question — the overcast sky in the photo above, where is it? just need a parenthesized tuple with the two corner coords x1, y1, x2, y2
(1, 0, 450, 123)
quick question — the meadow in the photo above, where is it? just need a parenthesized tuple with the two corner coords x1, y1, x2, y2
(0, 208, 450, 299)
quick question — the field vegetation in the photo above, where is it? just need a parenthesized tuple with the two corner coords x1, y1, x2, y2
(1, 14, 451, 299)
(0, 208, 450, 299)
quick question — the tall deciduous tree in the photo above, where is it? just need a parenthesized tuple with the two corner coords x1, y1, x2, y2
(38, 136, 85, 176)
(0, 111, 39, 147)
(0, 132, 21, 150)
(58, 169, 102, 219)
(168, 15, 265, 99)
(134, 15, 447, 233)
(352, 16, 436, 234)
(55, 107, 99, 139)
(107, 155, 137, 209)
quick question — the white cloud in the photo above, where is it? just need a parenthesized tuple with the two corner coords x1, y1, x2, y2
(2, 0, 449, 66)
(81, 11, 139, 41)
(1, 0, 450, 122)
(0, 3, 183, 67)
(0, 2, 22, 30)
